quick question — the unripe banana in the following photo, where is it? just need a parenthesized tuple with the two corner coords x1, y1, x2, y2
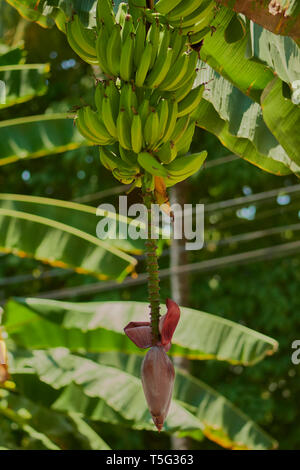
(156, 141, 177, 164)
(113, 168, 135, 184)
(119, 145, 138, 166)
(177, 84, 204, 117)
(181, 2, 215, 35)
(119, 83, 138, 118)
(102, 95, 118, 139)
(134, 18, 146, 68)
(99, 147, 120, 171)
(169, 29, 186, 65)
(143, 171, 155, 192)
(76, 109, 101, 144)
(96, 24, 111, 75)
(173, 71, 196, 102)
(131, 112, 143, 154)
(138, 152, 169, 177)
(145, 47, 173, 89)
(122, 14, 134, 42)
(138, 99, 151, 127)
(155, 0, 183, 15)
(157, 99, 169, 140)
(188, 26, 211, 45)
(94, 82, 105, 113)
(146, 20, 160, 69)
(117, 108, 132, 150)
(120, 32, 135, 81)
(84, 106, 115, 144)
(170, 114, 190, 144)
(72, 15, 96, 56)
(105, 80, 120, 120)
(176, 121, 195, 155)
(135, 41, 153, 87)
(161, 99, 178, 142)
(144, 109, 160, 149)
(159, 51, 190, 91)
(107, 23, 122, 77)
(96, 0, 115, 32)
(66, 20, 98, 65)
(165, 151, 207, 183)
(167, 0, 201, 22)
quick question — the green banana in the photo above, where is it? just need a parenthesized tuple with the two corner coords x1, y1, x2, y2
(155, 0, 183, 15)
(156, 141, 177, 163)
(131, 112, 143, 154)
(76, 109, 101, 144)
(120, 32, 135, 82)
(134, 18, 146, 68)
(94, 82, 105, 113)
(102, 95, 118, 139)
(66, 20, 98, 65)
(117, 108, 132, 150)
(119, 83, 138, 118)
(119, 145, 138, 167)
(96, 24, 111, 75)
(84, 106, 115, 144)
(161, 99, 178, 142)
(169, 28, 186, 65)
(157, 98, 169, 140)
(107, 23, 122, 76)
(99, 147, 121, 171)
(188, 26, 211, 45)
(172, 0, 211, 27)
(168, 0, 201, 22)
(105, 80, 120, 120)
(176, 121, 195, 155)
(138, 152, 169, 177)
(144, 109, 160, 148)
(177, 84, 204, 117)
(112, 168, 135, 184)
(71, 15, 96, 56)
(146, 20, 160, 69)
(138, 98, 151, 127)
(159, 51, 190, 91)
(170, 115, 190, 145)
(135, 41, 153, 87)
(122, 14, 134, 42)
(165, 151, 207, 183)
(145, 47, 173, 89)
(173, 71, 196, 102)
(181, 2, 215, 35)
(96, 0, 115, 32)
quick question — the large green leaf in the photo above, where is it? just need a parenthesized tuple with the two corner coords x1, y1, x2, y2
(0, 388, 111, 449)
(9, 349, 277, 449)
(215, 0, 300, 45)
(0, 195, 138, 280)
(0, 63, 49, 109)
(261, 77, 300, 165)
(247, 23, 300, 86)
(0, 113, 88, 165)
(3, 298, 278, 365)
(201, 7, 275, 102)
(194, 61, 300, 176)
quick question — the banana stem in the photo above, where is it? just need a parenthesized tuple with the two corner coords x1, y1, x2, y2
(142, 181, 161, 345)
(147, 0, 154, 9)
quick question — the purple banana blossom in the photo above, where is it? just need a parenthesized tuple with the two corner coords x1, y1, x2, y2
(124, 299, 180, 431)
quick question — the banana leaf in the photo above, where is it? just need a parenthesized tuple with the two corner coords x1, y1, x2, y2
(0, 194, 139, 280)
(9, 348, 277, 449)
(261, 77, 300, 165)
(3, 298, 278, 365)
(0, 113, 88, 165)
(0, 63, 49, 109)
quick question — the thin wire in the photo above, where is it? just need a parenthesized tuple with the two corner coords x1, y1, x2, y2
(24, 240, 300, 301)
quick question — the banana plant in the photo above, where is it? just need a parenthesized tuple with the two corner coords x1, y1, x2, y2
(0, 0, 298, 448)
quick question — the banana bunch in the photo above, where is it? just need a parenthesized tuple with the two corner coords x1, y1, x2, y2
(145, 0, 215, 44)
(95, 1, 199, 90)
(66, 15, 98, 65)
